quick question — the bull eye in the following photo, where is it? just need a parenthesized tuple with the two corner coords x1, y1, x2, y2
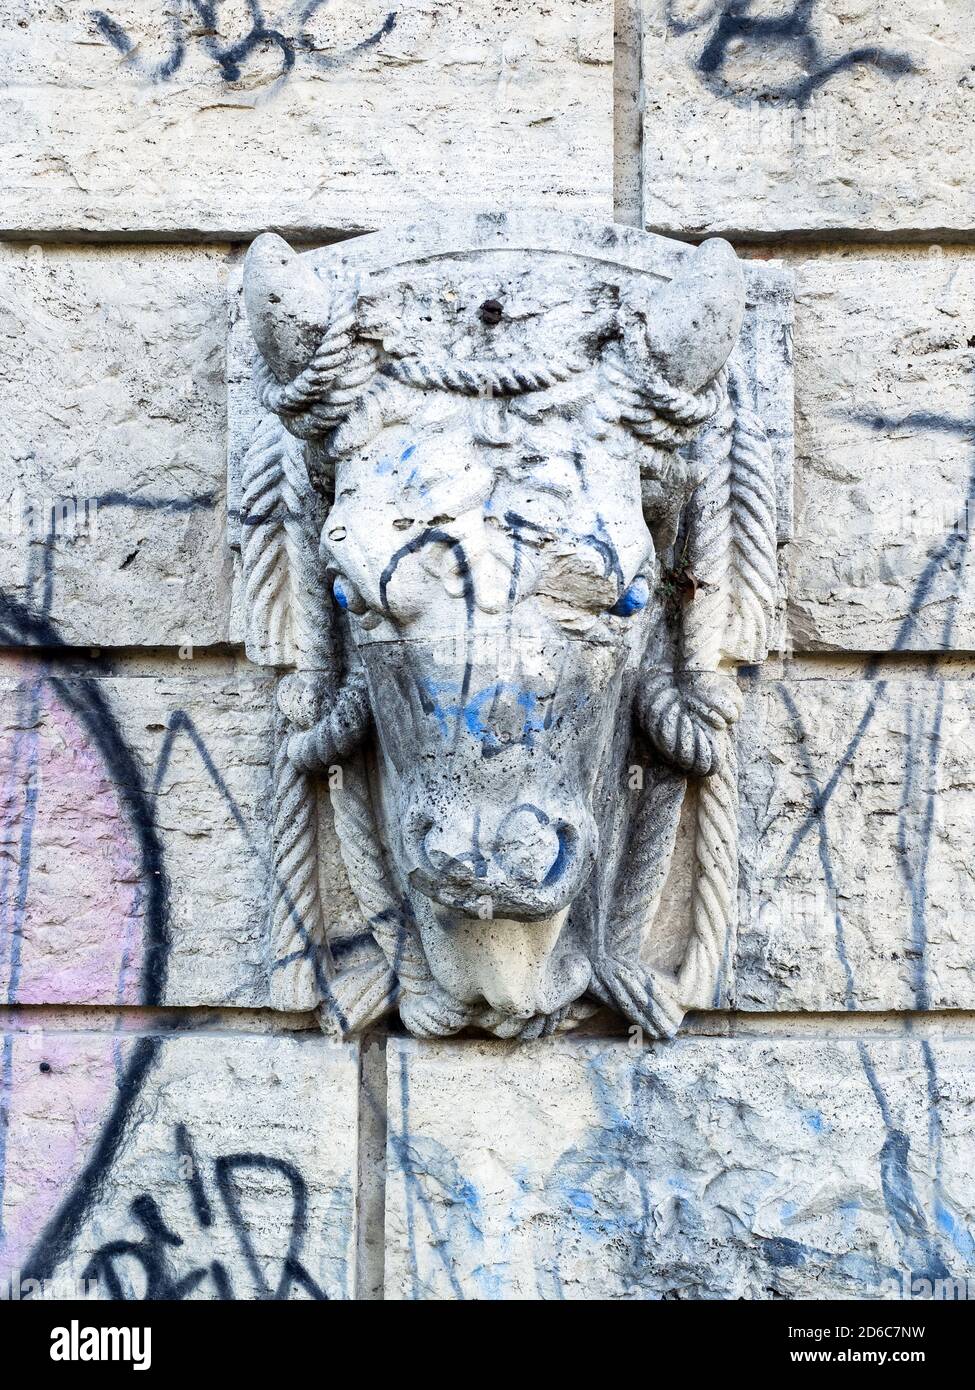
(609, 575, 650, 618)
(332, 574, 368, 615)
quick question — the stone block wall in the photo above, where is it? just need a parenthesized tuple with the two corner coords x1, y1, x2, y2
(0, 0, 973, 1300)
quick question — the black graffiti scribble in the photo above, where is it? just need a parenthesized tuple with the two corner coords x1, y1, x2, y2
(81, 1124, 328, 1300)
(91, 1, 397, 86)
(667, 0, 916, 105)
(92, 1, 292, 83)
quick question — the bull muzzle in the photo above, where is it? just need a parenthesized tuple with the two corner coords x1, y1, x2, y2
(405, 801, 596, 921)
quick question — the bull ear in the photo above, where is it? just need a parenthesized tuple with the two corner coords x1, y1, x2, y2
(243, 232, 335, 382)
(626, 238, 745, 394)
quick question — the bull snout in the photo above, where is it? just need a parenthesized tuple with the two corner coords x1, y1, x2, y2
(406, 802, 595, 921)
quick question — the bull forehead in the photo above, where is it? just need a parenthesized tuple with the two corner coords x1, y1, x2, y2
(323, 408, 652, 638)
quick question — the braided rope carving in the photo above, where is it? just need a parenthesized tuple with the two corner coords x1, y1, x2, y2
(384, 353, 587, 397)
(588, 767, 688, 1038)
(241, 426, 332, 1010)
(671, 393, 740, 1023)
(245, 275, 385, 1016)
(637, 669, 742, 777)
(322, 955, 398, 1040)
(726, 406, 778, 660)
(679, 730, 738, 1009)
(239, 418, 327, 1006)
(681, 394, 735, 670)
(287, 668, 372, 772)
(279, 440, 332, 674)
(240, 415, 290, 665)
(269, 709, 324, 1010)
(620, 696, 740, 1032)
(623, 389, 744, 1033)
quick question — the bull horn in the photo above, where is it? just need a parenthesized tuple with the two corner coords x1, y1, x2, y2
(627, 238, 745, 394)
(244, 232, 336, 382)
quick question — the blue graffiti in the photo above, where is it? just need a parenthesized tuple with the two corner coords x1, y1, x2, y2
(421, 679, 546, 756)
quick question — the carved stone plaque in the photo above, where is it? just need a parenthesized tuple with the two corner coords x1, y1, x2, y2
(226, 213, 793, 1039)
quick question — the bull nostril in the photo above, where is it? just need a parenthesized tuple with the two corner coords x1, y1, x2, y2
(494, 808, 563, 887)
(422, 827, 482, 886)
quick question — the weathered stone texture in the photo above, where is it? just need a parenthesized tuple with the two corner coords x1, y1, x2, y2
(0, 667, 359, 1008)
(786, 250, 975, 653)
(388, 663, 975, 1018)
(642, 1, 975, 238)
(613, 0, 643, 226)
(1, 1030, 359, 1299)
(1, 1, 612, 238)
(736, 672, 975, 1013)
(385, 1037, 975, 1300)
(0, 242, 232, 647)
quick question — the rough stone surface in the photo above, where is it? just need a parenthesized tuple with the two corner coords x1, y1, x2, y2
(642, 1, 975, 239)
(385, 1036, 975, 1300)
(786, 249, 975, 653)
(0, 242, 232, 647)
(0, 665, 359, 1008)
(0, 1030, 359, 1299)
(613, 0, 642, 227)
(1, 1, 613, 238)
(736, 670, 975, 1013)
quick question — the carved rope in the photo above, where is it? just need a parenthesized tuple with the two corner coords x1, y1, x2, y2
(679, 729, 738, 1010)
(602, 351, 727, 449)
(269, 709, 324, 1011)
(253, 280, 378, 442)
(682, 394, 735, 670)
(383, 353, 587, 397)
(286, 669, 371, 771)
(243, 418, 334, 1008)
(727, 405, 779, 658)
(630, 392, 760, 1030)
(239, 415, 290, 662)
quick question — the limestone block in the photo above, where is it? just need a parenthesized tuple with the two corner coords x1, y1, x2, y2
(785, 249, 975, 653)
(736, 671, 975, 1012)
(0, 242, 232, 647)
(1, 1, 613, 239)
(0, 664, 359, 1008)
(614, 0, 643, 227)
(385, 1036, 975, 1300)
(0, 1029, 359, 1300)
(642, 1, 975, 238)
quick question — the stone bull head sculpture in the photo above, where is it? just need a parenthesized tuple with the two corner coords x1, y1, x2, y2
(234, 214, 781, 1040)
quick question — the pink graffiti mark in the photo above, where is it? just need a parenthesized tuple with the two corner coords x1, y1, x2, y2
(0, 684, 143, 1006)
(0, 677, 146, 1278)
(0, 1033, 136, 1280)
